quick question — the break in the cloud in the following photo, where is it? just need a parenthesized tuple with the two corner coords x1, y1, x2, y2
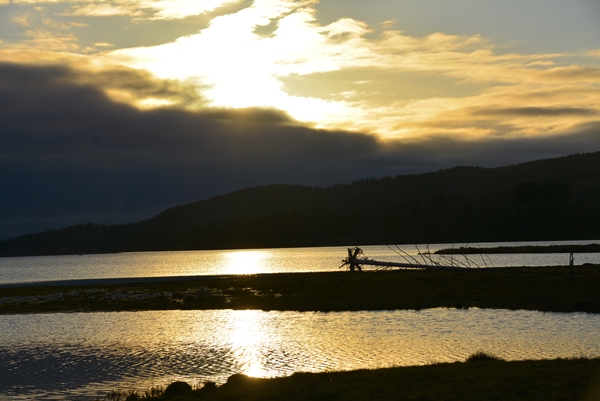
(0, 0, 599, 237)
(100, 0, 600, 139)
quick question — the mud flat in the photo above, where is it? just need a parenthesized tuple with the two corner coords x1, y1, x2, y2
(2, 265, 599, 314)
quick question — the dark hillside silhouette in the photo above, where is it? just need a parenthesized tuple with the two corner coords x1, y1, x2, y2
(1, 151, 599, 256)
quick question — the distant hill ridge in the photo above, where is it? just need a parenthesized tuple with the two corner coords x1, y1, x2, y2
(1, 151, 599, 256)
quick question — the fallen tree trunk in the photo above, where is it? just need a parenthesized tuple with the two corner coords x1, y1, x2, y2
(341, 247, 462, 271)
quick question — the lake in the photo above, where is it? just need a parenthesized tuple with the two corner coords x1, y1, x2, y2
(1, 240, 599, 285)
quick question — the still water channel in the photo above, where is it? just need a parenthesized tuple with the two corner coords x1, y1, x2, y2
(1, 241, 599, 400)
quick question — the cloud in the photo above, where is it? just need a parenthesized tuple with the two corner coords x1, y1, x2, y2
(141, 0, 243, 20)
(1, 61, 599, 237)
(41, 17, 70, 29)
(21, 29, 79, 51)
(50, 0, 242, 19)
(539, 66, 600, 82)
(473, 107, 598, 117)
(12, 13, 34, 26)
(85, 0, 597, 141)
(67, 3, 142, 17)
(587, 49, 600, 58)
(100, 0, 369, 126)
(3, 0, 599, 141)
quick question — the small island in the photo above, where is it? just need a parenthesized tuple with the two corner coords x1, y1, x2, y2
(434, 243, 600, 254)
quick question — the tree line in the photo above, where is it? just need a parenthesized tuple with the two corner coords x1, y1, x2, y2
(1, 151, 599, 256)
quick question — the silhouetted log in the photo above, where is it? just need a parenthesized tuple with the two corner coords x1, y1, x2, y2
(346, 258, 460, 270)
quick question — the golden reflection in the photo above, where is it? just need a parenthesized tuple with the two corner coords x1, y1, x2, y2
(227, 310, 273, 378)
(222, 250, 270, 274)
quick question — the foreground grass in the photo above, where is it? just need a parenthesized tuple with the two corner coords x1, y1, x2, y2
(1, 265, 599, 314)
(98, 357, 600, 401)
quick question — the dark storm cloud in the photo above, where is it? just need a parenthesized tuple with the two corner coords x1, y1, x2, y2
(1, 62, 599, 238)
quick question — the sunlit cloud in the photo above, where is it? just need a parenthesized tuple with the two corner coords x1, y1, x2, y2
(20, 29, 80, 51)
(82, 41, 113, 53)
(2, 0, 599, 141)
(12, 13, 34, 26)
(67, 3, 142, 17)
(90, 0, 598, 140)
(587, 49, 600, 58)
(8, 0, 89, 3)
(41, 17, 70, 29)
(4, 0, 242, 19)
(142, 0, 242, 19)
(99, 0, 379, 126)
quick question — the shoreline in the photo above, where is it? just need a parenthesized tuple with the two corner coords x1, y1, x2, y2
(92, 357, 600, 401)
(0, 274, 227, 289)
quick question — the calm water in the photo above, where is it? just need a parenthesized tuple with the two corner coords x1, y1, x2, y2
(1, 308, 599, 400)
(1, 240, 599, 285)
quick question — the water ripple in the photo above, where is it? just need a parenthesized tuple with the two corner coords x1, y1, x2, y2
(1, 308, 599, 400)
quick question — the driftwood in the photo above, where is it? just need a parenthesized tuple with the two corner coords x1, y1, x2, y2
(340, 247, 471, 272)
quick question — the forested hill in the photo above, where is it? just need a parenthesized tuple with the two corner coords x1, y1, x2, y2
(2, 151, 600, 256)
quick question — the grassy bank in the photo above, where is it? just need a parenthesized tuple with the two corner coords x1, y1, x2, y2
(2, 265, 599, 314)
(99, 356, 600, 401)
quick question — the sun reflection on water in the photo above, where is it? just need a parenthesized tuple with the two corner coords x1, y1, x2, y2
(226, 310, 276, 378)
(222, 250, 271, 274)
(1, 308, 600, 400)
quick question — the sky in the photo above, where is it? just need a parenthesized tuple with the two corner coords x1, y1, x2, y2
(1, 0, 599, 238)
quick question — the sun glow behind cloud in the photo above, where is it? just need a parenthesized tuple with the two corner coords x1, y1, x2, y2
(92, 0, 599, 139)
(101, 0, 367, 127)
(1, 0, 599, 140)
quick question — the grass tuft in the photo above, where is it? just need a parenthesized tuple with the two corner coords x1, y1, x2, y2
(465, 351, 505, 362)
(97, 386, 164, 401)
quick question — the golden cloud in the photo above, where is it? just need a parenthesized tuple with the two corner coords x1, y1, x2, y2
(12, 13, 34, 26)
(54, 0, 242, 19)
(19, 29, 80, 51)
(42, 17, 70, 29)
(2, 0, 599, 143)
(586, 49, 600, 57)
(67, 3, 142, 17)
